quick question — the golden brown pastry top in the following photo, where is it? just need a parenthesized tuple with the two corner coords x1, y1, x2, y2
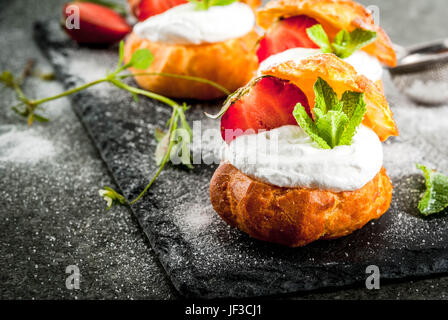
(257, 0, 396, 67)
(261, 53, 398, 141)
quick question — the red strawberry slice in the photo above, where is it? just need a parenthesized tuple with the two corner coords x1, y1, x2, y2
(221, 77, 311, 143)
(63, 2, 131, 44)
(257, 15, 320, 63)
(131, 0, 187, 21)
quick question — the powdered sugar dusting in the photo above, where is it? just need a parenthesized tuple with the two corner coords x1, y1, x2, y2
(66, 51, 111, 83)
(174, 203, 215, 236)
(383, 76, 448, 180)
(0, 126, 55, 164)
(53, 49, 116, 98)
(377, 175, 448, 248)
(405, 80, 448, 105)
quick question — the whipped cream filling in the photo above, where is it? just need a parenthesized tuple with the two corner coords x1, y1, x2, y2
(224, 125, 383, 192)
(258, 48, 383, 82)
(133, 3, 255, 45)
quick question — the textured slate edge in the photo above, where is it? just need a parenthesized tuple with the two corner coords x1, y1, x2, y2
(33, 21, 448, 299)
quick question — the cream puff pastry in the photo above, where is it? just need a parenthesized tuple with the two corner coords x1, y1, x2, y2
(124, 0, 261, 100)
(210, 54, 397, 247)
(255, 0, 397, 90)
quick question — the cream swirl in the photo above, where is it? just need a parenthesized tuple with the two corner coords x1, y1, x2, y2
(224, 125, 383, 192)
(133, 2, 255, 45)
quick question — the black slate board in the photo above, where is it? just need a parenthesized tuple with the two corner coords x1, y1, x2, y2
(34, 21, 448, 298)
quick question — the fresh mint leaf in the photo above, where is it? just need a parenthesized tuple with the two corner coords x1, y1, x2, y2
(416, 164, 448, 216)
(129, 49, 154, 70)
(331, 29, 351, 58)
(339, 91, 367, 145)
(293, 103, 331, 149)
(306, 24, 332, 53)
(306, 25, 377, 59)
(332, 28, 377, 59)
(312, 77, 346, 148)
(293, 78, 367, 149)
(341, 91, 363, 118)
(314, 77, 341, 113)
(315, 110, 348, 148)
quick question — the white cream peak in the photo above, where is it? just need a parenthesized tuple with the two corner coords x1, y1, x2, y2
(133, 2, 255, 45)
(224, 125, 383, 192)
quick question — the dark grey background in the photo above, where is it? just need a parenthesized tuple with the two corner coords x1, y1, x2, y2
(1, 0, 447, 299)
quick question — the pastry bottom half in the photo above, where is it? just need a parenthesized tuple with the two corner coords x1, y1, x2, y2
(210, 162, 393, 247)
(124, 31, 259, 100)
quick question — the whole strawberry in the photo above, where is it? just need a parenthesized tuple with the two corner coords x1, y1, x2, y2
(63, 2, 131, 44)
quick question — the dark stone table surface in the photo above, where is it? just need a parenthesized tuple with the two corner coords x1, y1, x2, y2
(1, 0, 447, 299)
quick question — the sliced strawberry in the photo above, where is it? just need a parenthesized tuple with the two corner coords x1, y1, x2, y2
(221, 77, 310, 143)
(257, 15, 320, 63)
(130, 0, 187, 21)
(63, 2, 131, 44)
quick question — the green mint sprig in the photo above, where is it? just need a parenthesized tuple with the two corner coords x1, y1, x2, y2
(188, 0, 237, 11)
(416, 164, 448, 216)
(306, 24, 377, 59)
(293, 77, 367, 149)
(1, 41, 229, 208)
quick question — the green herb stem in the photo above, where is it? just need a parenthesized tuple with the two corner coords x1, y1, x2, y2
(30, 78, 107, 106)
(110, 79, 178, 108)
(12, 81, 30, 104)
(129, 105, 180, 205)
(119, 72, 231, 95)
